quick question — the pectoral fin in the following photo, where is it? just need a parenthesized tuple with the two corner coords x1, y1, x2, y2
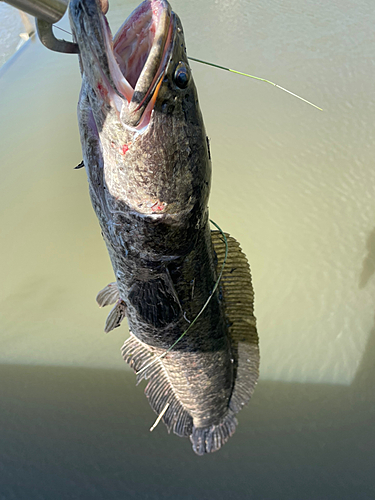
(104, 299, 127, 333)
(96, 282, 119, 307)
(96, 282, 126, 333)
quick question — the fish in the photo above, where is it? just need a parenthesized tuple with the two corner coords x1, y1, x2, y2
(69, 0, 259, 455)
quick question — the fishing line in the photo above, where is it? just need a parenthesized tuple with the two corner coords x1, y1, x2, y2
(53, 25, 72, 36)
(53, 24, 322, 110)
(149, 402, 170, 431)
(135, 219, 228, 377)
(188, 56, 322, 111)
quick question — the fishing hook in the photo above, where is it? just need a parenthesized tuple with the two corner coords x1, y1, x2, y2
(36, 19, 79, 53)
(37, 0, 107, 53)
(1, 0, 79, 53)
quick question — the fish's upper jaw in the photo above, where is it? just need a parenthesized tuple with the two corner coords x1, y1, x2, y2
(70, 0, 174, 129)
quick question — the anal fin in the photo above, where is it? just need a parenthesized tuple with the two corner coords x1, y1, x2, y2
(122, 334, 193, 438)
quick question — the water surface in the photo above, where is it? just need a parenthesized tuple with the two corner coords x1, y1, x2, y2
(0, 0, 374, 497)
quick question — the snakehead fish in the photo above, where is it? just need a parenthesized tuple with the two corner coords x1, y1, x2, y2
(69, 0, 259, 455)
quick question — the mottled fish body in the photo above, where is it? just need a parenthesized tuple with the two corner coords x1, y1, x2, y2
(70, 0, 259, 455)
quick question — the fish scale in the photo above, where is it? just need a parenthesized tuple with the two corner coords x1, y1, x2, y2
(70, 0, 259, 455)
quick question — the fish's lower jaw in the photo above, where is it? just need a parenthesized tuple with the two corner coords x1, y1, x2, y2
(190, 412, 238, 456)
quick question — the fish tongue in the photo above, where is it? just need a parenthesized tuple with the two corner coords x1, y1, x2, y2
(121, 0, 172, 127)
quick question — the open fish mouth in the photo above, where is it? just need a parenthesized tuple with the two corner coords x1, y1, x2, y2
(70, 0, 175, 128)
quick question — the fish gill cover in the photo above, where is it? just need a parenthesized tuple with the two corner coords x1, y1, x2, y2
(69, 0, 259, 455)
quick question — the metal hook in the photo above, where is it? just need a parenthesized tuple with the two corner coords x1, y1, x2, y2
(1, 0, 79, 53)
(36, 19, 79, 53)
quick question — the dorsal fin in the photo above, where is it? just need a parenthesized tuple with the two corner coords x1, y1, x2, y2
(210, 231, 259, 414)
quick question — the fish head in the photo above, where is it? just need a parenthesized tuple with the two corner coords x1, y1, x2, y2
(69, 0, 211, 223)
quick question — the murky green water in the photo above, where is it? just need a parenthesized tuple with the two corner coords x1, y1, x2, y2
(1, 0, 375, 497)
(0, 4, 28, 68)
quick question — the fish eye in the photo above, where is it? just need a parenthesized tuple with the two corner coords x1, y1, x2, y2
(174, 63, 190, 89)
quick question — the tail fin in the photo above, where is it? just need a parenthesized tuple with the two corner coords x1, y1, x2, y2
(190, 411, 238, 455)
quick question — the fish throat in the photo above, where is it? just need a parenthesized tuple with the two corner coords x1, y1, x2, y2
(99, 0, 174, 127)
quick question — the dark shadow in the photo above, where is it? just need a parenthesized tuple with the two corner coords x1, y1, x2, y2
(359, 227, 375, 288)
(1, 316, 375, 500)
